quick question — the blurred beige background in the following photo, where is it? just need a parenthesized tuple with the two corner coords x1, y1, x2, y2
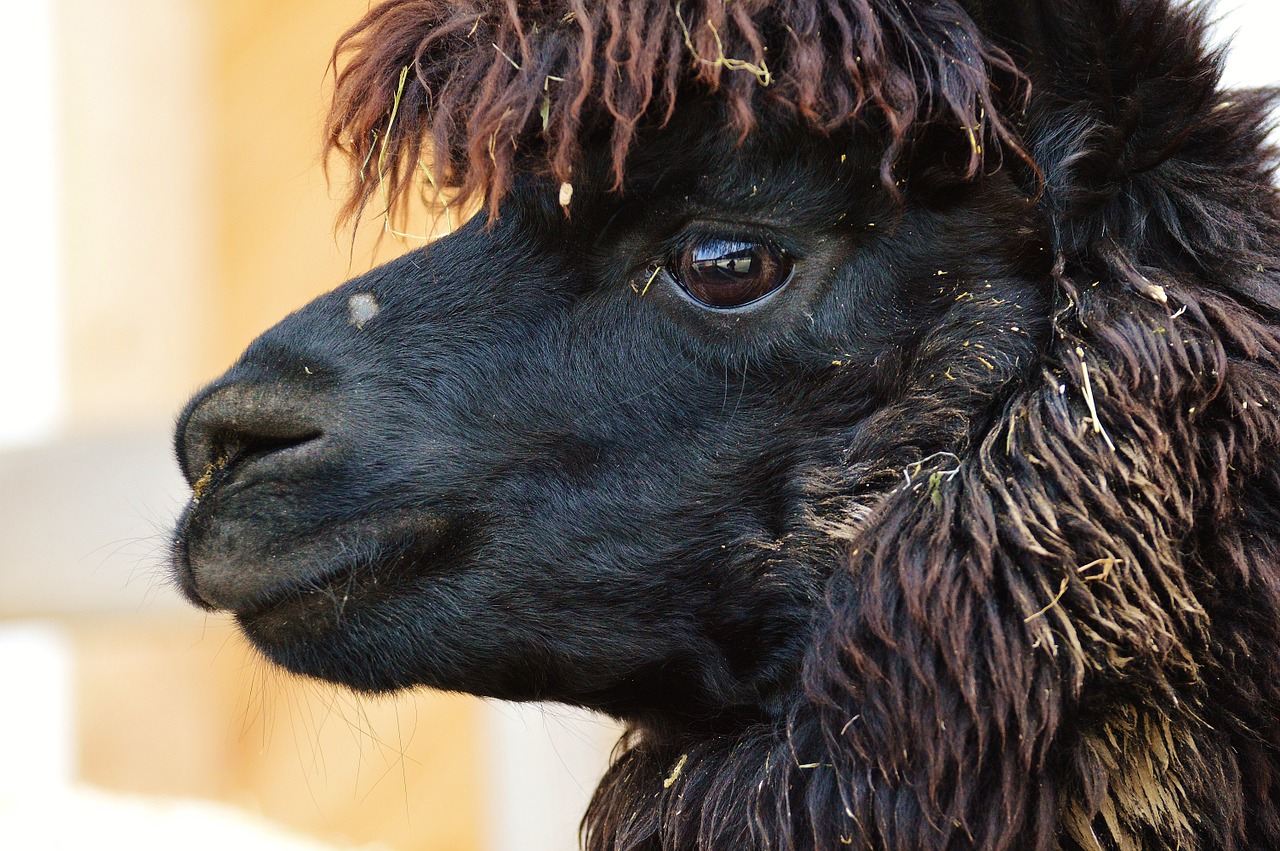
(0, 1, 1274, 849)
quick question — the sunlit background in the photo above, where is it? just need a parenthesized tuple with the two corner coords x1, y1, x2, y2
(0, 1, 1275, 849)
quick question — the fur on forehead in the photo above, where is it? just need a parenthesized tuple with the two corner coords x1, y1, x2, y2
(324, 0, 1030, 224)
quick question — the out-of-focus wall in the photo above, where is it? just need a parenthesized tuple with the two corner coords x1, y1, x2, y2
(208, 0, 414, 365)
(59, 0, 217, 428)
(59, 0, 415, 432)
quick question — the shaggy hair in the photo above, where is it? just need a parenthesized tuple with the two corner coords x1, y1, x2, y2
(324, 0, 1029, 221)
(172, 0, 1280, 849)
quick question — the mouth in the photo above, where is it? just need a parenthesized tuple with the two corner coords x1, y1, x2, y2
(173, 497, 461, 632)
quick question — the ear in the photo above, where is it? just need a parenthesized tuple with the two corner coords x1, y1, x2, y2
(959, 0, 1139, 100)
(964, 0, 1277, 298)
(958, 0, 1056, 72)
(959, 0, 1221, 155)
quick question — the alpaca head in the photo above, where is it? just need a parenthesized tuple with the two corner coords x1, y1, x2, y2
(172, 0, 1280, 847)
(173, 97, 1048, 717)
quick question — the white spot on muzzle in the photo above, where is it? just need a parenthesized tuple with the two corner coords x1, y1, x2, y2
(348, 292, 380, 330)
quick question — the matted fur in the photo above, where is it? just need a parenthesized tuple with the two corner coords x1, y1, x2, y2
(325, 0, 1028, 222)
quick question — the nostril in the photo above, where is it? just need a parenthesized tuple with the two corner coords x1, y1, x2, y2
(178, 383, 328, 489)
(190, 430, 322, 499)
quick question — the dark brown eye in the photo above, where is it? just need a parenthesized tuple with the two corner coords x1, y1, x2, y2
(672, 239, 793, 309)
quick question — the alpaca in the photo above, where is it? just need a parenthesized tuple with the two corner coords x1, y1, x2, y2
(171, 0, 1280, 848)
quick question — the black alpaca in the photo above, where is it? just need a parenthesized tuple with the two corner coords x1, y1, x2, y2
(172, 0, 1280, 847)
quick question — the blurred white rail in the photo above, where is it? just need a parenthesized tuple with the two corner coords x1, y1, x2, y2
(0, 622, 73, 794)
(0, 0, 63, 449)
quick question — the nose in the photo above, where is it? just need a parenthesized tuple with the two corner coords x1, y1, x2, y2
(177, 381, 329, 490)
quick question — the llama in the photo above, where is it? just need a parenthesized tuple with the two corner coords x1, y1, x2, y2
(171, 0, 1280, 847)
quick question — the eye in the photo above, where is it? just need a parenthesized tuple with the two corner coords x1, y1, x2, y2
(671, 238, 793, 309)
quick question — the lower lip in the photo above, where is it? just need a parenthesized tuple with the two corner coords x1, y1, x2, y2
(227, 522, 456, 625)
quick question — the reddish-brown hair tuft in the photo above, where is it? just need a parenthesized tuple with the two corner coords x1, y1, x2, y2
(325, 0, 1029, 226)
